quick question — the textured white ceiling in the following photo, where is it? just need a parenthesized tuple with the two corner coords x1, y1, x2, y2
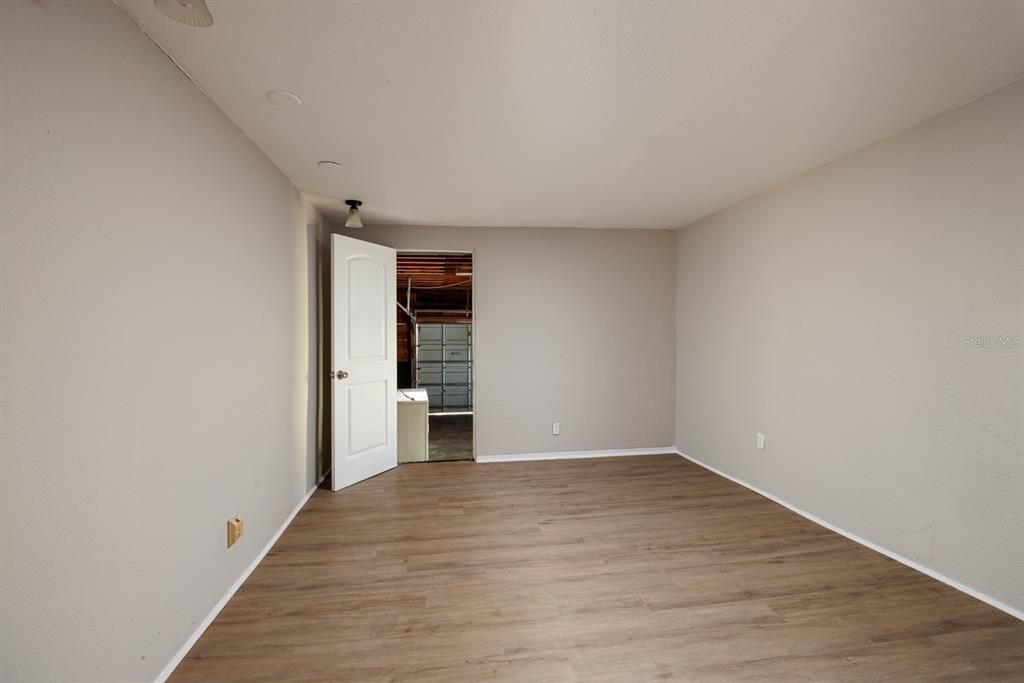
(119, 0, 1024, 229)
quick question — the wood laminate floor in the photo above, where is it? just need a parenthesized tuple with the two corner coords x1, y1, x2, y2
(171, 454, 1023, 682)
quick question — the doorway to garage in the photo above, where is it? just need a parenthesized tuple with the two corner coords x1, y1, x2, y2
(396, 251, 474, 463)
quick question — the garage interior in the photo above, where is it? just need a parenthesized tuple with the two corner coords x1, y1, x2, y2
(396, 252, 474, 463)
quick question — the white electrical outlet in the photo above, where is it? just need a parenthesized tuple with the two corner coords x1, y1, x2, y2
(756, 433, 765, 450)
(552, 421, 561, 436)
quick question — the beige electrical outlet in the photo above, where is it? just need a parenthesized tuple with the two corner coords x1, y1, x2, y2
(227, 516, 243, 548)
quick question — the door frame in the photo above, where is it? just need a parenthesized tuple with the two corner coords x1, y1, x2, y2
(397, 249, 476, 462)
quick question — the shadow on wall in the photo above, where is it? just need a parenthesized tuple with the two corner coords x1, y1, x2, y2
(314, 224, 332, 484)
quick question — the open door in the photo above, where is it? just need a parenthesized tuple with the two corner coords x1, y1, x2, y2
(331, 234, 398, 491)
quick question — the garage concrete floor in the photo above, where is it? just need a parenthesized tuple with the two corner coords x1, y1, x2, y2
(428, 414, 473, 461)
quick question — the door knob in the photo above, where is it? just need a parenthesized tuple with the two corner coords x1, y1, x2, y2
(335, 370, 349, 380)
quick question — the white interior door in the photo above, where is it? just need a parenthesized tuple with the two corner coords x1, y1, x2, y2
(331, 234, 397, 491)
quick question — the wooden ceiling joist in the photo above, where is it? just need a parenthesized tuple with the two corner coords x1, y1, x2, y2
(396, 252, 473, 292)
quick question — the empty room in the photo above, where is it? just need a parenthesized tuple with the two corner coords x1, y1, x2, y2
(2, 1, 1022, 681)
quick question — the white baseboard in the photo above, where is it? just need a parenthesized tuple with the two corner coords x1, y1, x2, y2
(675, 449, 1024, 622)
(154, 479, 322, 683)
(477, 446, 676, 463)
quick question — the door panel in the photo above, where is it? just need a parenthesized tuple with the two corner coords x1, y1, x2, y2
(443, 324, 470, 344)
(331, 235, 397, 491)
(444, 386, 471, 409)
(417, 345, 444, 362)
(348, 380, 388, 454)
(442, 363, 471, 385)
(444, 347, 471, 362)
(416, 363, 443, 385)
(347, 257, 387, 359)
(417, 324, 443, 343)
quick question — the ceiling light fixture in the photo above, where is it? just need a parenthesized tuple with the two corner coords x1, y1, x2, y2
(317, 160, 343, 171)
(344, 200, 363, 229)
(153, 0, 214, 28)
(267, 90, 303, 107)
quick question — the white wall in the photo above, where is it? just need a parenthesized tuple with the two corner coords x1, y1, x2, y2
(0, 2, 323, 680)
(338, 225, 678, 456)
(675, 79, 1024, 612)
